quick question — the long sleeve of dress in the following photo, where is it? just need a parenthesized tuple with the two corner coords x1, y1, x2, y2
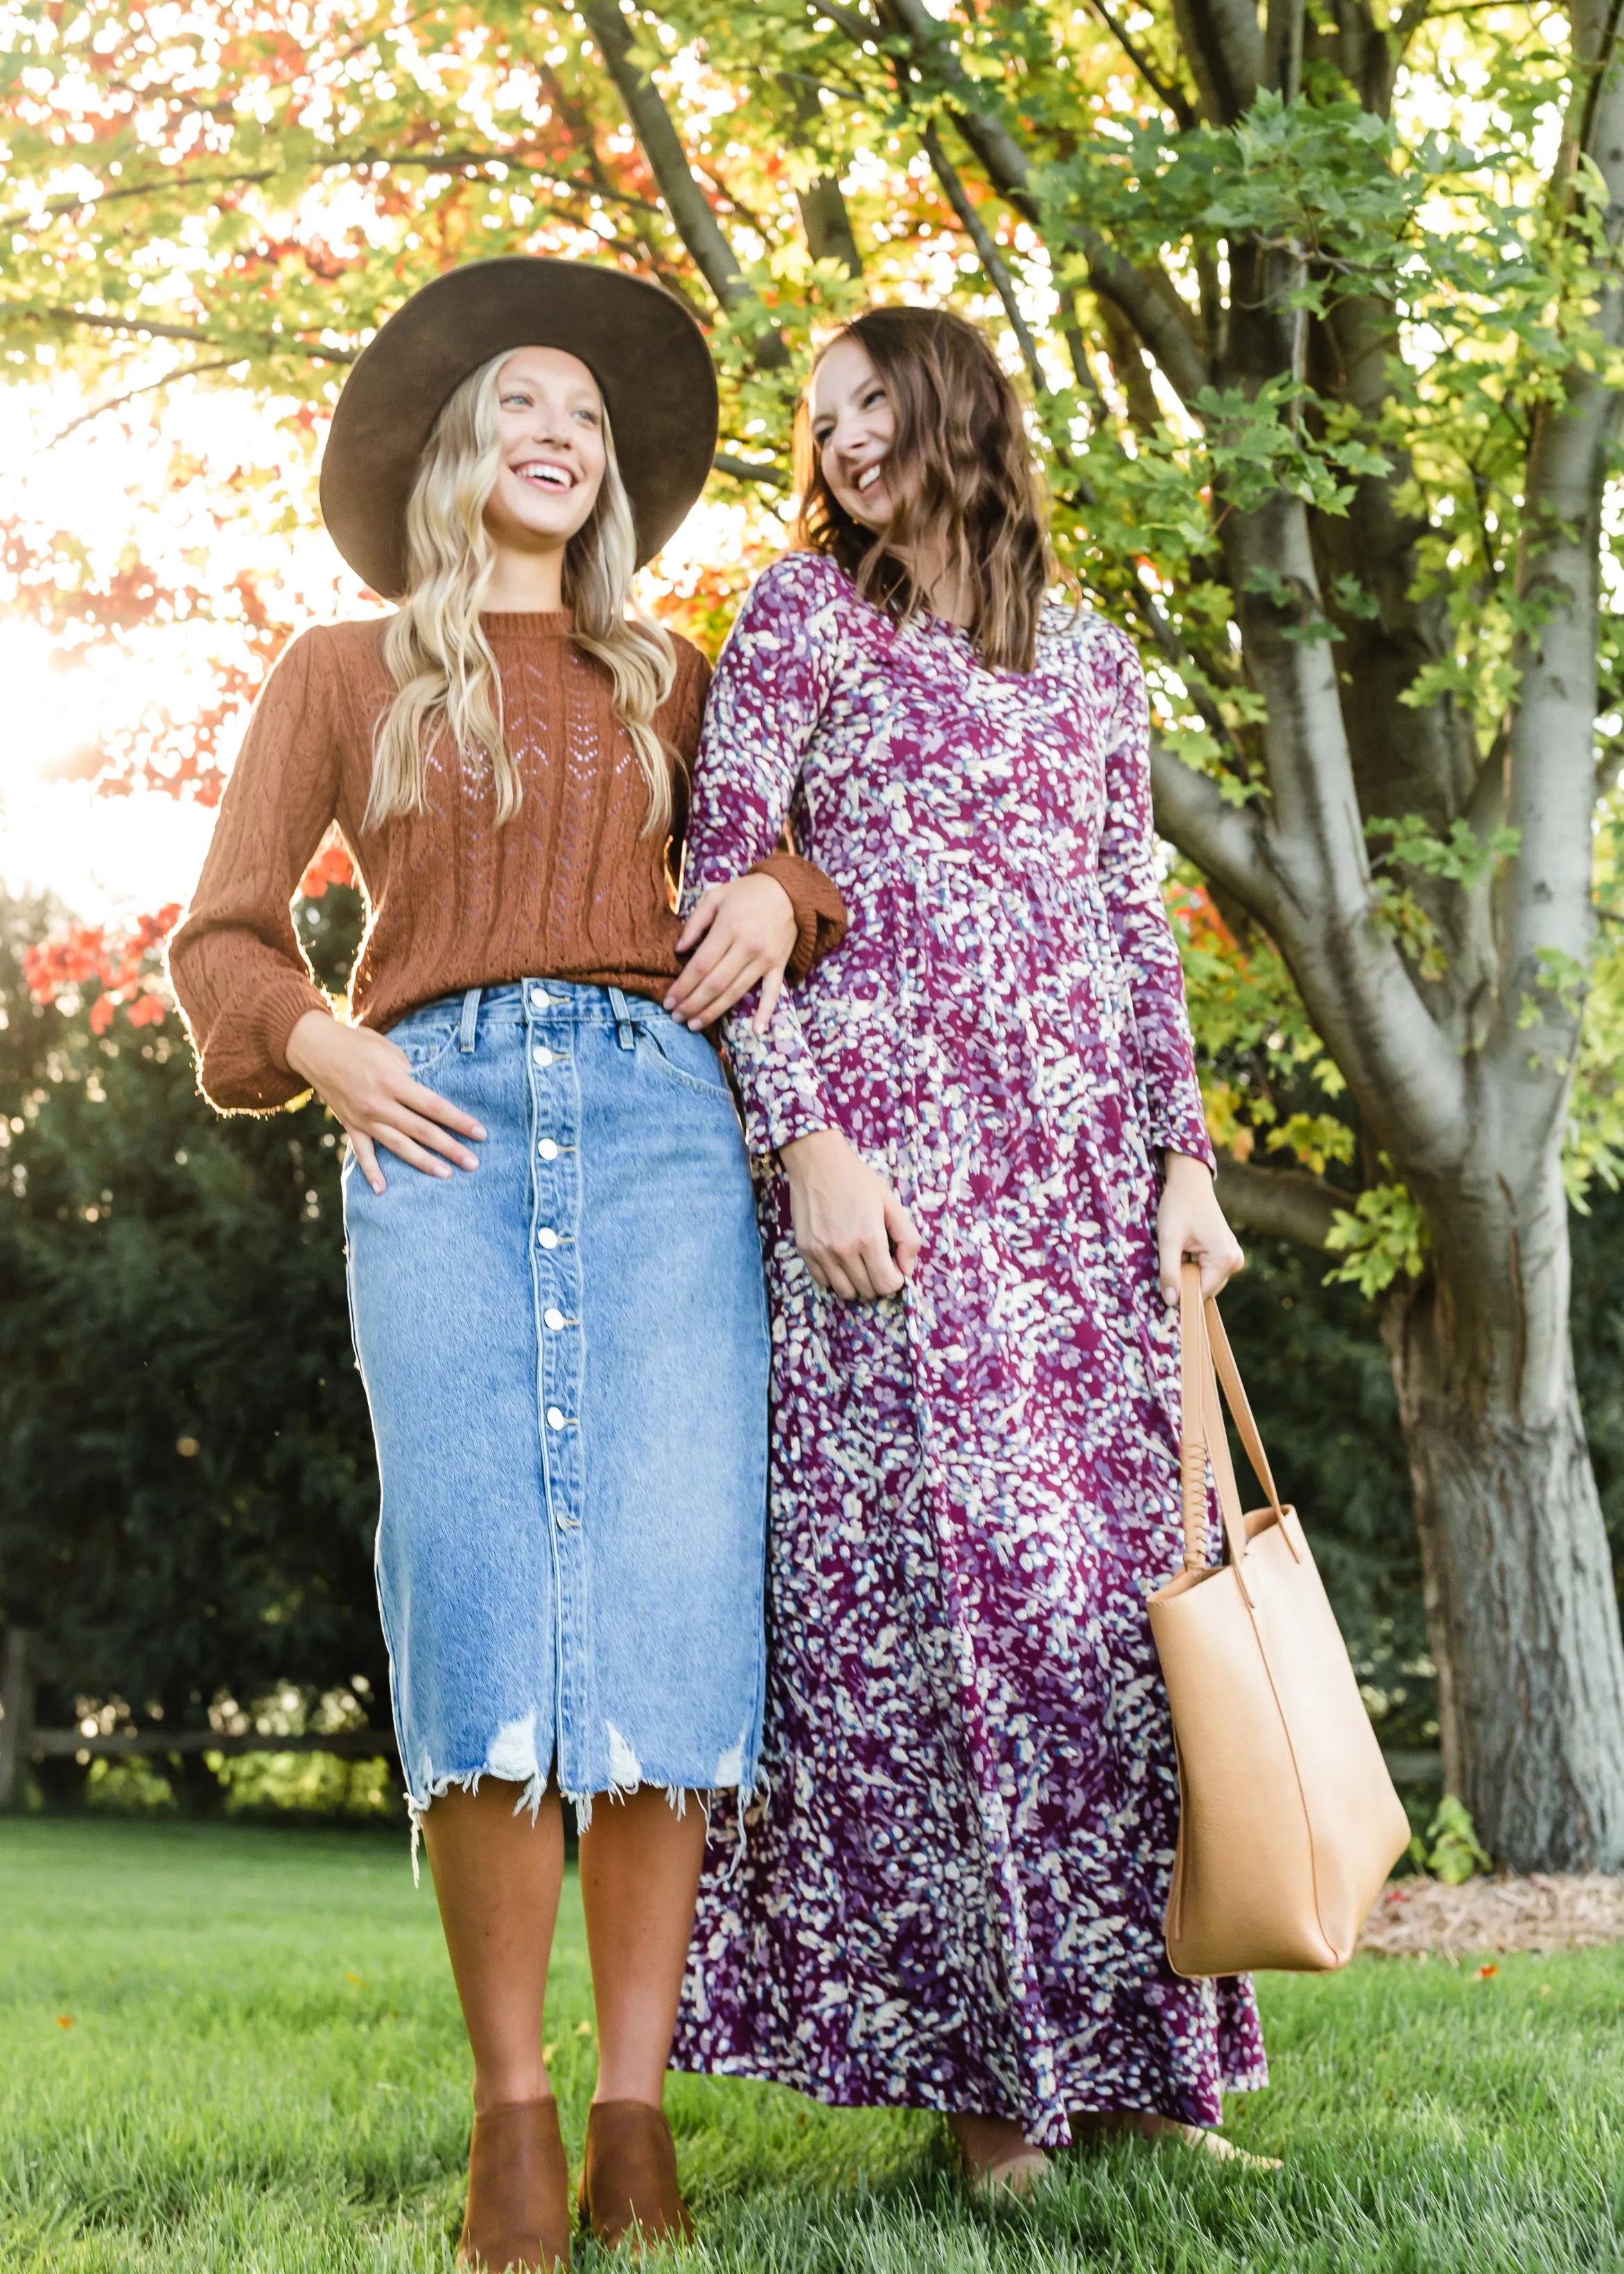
(665, 645, 846, 983)
(680, 559, 841, 1157)
(167, 629, 342, 1112)
(1095, 627, 1215, 1170)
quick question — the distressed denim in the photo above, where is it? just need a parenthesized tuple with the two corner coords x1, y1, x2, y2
(342, 981, 769, 1832)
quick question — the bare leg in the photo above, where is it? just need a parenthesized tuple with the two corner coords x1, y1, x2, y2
(948, 2112, 1049, 2194)
(422, 1780, 566, 2114)
(578, 1787, 706, 2105)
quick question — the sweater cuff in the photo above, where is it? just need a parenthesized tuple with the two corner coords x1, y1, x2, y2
(261, 975, 337, 1079)
(749, 852, 848, 986)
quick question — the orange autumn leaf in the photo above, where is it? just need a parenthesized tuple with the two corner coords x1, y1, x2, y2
(299, 840, 357, 898)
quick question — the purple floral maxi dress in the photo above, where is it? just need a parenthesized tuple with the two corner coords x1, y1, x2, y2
(669, 553, 1266, 2145)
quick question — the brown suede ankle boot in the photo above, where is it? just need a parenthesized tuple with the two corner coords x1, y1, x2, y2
(577, 2098, 695, 2252)
(457, 2097, 571, 2272)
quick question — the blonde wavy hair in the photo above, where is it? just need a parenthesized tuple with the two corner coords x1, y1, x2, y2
(367, 349, 677, 835)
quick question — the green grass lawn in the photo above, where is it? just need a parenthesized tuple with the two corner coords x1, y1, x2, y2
(1, 1820, 1621, 2272)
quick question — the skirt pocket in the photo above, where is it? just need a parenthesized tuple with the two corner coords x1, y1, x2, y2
(637, 1018, 734, 1100)
(384, 1003, 462, 1079)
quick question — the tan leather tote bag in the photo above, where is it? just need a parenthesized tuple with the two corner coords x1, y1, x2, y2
(1147, 1262, 1410, 1977)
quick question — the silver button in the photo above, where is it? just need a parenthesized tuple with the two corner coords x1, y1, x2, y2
(530, 988, 550, 1009)
(543, 1308, 566, 1331)
(537, 1138, 559, 1161)
(546, 1407, 566, 1431)
(537, 1226, 559, 1249)
(533, 1045, 553, 1068)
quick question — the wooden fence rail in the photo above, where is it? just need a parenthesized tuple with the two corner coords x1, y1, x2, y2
(28, 1727, 401, 1762)
(0, 1629, 398, 1807)
(0, 1624, 1444, 1809)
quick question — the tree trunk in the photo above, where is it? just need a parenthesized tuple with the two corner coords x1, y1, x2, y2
(1383, 1176, 1624, 1868)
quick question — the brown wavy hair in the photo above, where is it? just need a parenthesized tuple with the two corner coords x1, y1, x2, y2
(794, 305, 1053, 673)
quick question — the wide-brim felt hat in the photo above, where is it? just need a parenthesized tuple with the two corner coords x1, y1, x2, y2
(320, 258, 719, 598)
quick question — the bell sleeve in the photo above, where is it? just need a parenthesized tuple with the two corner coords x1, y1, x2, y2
(1094, 625, 1216, 1171)
(166, 628, 345, 1113)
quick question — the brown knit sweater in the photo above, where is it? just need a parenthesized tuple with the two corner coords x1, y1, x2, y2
(168, 612, 846, 1111)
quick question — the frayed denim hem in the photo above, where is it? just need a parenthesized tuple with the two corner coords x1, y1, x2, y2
(405, 1764, 551, 1882)
(403, 1763, 765, 1880)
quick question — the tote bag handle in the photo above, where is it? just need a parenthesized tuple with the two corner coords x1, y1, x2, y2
(1177, 1259, 1289, 1579)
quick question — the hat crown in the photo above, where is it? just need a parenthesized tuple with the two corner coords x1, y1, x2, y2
(320, 259, 719, 598)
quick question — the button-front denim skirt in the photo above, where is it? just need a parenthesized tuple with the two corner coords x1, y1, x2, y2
(342, 980, 769, 1831)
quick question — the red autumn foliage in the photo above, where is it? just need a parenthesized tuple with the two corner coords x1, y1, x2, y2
(299, 837, 356, 897)
(24, 903, 182, 1031)
(1165, 876, 1239, 956)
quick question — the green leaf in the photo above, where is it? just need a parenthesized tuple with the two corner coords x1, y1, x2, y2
(1325, 1184, 1430, 1296)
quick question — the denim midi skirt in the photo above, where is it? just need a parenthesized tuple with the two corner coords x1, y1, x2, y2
(342, 980, 770, 1830)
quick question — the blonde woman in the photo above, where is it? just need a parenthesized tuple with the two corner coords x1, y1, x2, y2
(169, 260, 844, 2272)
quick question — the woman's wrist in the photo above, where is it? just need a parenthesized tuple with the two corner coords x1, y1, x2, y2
(1163, 1148, 1213, 1183)
(781, 1127, 844, 1167)
(285, 1007, 338, 1084)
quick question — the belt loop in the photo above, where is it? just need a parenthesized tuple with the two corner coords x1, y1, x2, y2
(606, 985, 638, 1052)
(458, 986, 482, 1054)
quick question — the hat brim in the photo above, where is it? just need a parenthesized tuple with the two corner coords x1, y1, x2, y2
(319, 259, 719, 598)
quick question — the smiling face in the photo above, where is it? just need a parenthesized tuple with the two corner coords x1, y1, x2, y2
(807, 334, 900, 532)
(481, 345, 608, 559)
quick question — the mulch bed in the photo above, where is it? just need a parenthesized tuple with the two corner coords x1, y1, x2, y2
(1357, 1874, 1624, 1957)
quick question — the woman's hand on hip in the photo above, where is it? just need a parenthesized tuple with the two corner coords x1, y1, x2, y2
(285, 1010, 485, 1196)
(1157, 1149, 1244, 1307)
(667, 871, 798, 1035)
(780, 1127, 922, 1301)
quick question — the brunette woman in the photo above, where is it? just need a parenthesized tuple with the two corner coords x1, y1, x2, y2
(666, 307, 1268, 2189)
(168, 260, 844, 2271)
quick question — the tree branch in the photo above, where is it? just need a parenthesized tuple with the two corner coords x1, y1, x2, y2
(713, 449, 789, 485)
(1494, 0, 1624, 1094)
(1575, 0, 1624, 167)
(795, 172, 864, 272)
(874, 0, 1042, 224)
(1081, 0, 1195, 126)
(1097, 295, 1160, 433)
(1137, 597, 1245, 768)
(0, 171, 279, 234)
(356, 153, 663, 213)
(921, 123, 1049, 396)
(41, 359, 238, 447)
(867, 0, 1211, 406)
(1261, 0, 1304, 98)
(1214, 1158, 1345, 1247)
(781, 78, 864, 277)
(34, 309, 356, 365)
(1170, 0, 1262, 123)
(1091, 256, 1208, 406)
(579, 1, 790, 367)
(810, 0, 884, 42)
(1148, 736, 1282, 923)
(536, 60, 694, 293)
